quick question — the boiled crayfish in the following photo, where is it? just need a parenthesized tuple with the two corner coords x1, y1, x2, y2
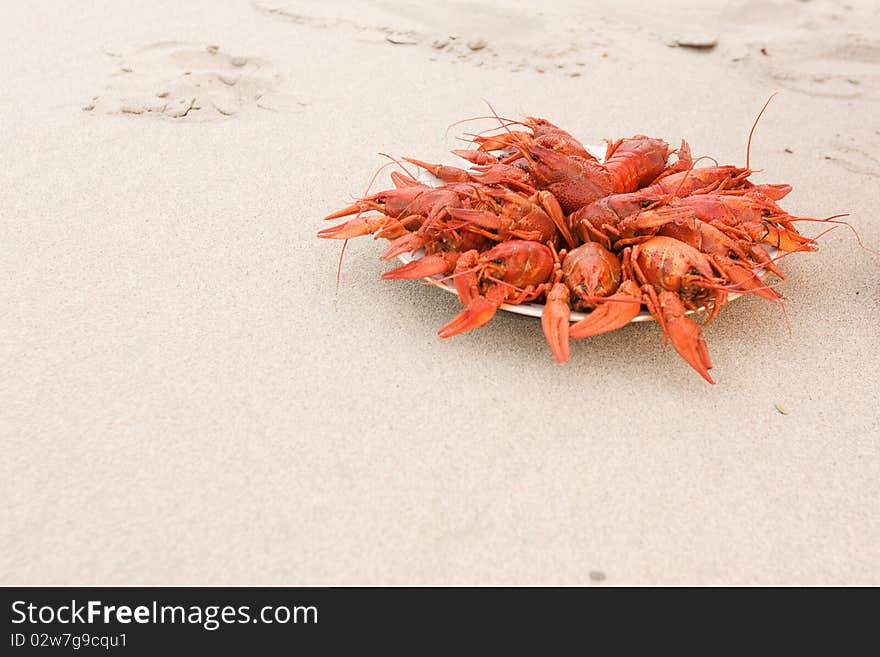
(319, 104, 849, 383)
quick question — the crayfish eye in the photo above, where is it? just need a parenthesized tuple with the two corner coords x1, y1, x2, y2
(641, 200, 652, 209)
(762, 209, 771, 217)
(493, 197, 502, 204)
(690, 268, 700, 276)
(492, 258, 504, 265)
(729, 251, 740, 260)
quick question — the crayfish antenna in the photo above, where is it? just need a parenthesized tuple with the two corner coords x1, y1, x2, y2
(788, 213, 876, 255)
(746, 92, 777, 171)
(444, 113, 526, 140)
(336, 239, 349, 290)
(333, 158, 399, 289)
(377, 152, 418, 180)
(668, 155, 723, 200)
(481, 98, 535, 161)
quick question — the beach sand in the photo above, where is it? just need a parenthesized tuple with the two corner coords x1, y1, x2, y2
(2, 0, 878, 584)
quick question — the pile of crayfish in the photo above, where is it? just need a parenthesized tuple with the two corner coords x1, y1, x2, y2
(319, 106, 843, 383)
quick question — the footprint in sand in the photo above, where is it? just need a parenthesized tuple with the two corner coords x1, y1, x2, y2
(823, 143, 880, 179)
(723, 0, 880, 102)
(252, 0, 597, 76)
(84, 42, 284, 121)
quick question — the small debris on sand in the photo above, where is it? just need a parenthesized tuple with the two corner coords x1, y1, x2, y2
(230, 56, 248, 67)
(589, 571, 606, 582)
(386, 35, 418, 45)
(667, 37, 718, 50)
(432, 39, 449, 50)
(774, 403, 789, 416)
(785, 147, 793, 153)
(467, 38, 488, 51)
(206, 45, 219, 55)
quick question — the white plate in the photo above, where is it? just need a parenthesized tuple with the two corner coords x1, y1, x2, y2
(398, 145, 771, 323)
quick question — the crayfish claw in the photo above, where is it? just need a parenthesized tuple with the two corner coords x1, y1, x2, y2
(541, 283, 571, 362)
(381, 232, 428, 260)
(666, 315, 714, 384)
(656, 291, 714, 384)
(568, 281, 642, 339)
(317, 216, 383, 240)
(324, 202, 365, 221)
(437, 296, 499, 339)
(381, 252, 459, 280)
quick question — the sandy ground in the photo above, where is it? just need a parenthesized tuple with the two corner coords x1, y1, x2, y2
(2, 0, 879, 585)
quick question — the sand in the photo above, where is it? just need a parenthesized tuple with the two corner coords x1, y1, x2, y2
(2, 0, 878, 585)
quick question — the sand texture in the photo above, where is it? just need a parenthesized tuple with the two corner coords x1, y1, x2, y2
(2, 0, 879, 585)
